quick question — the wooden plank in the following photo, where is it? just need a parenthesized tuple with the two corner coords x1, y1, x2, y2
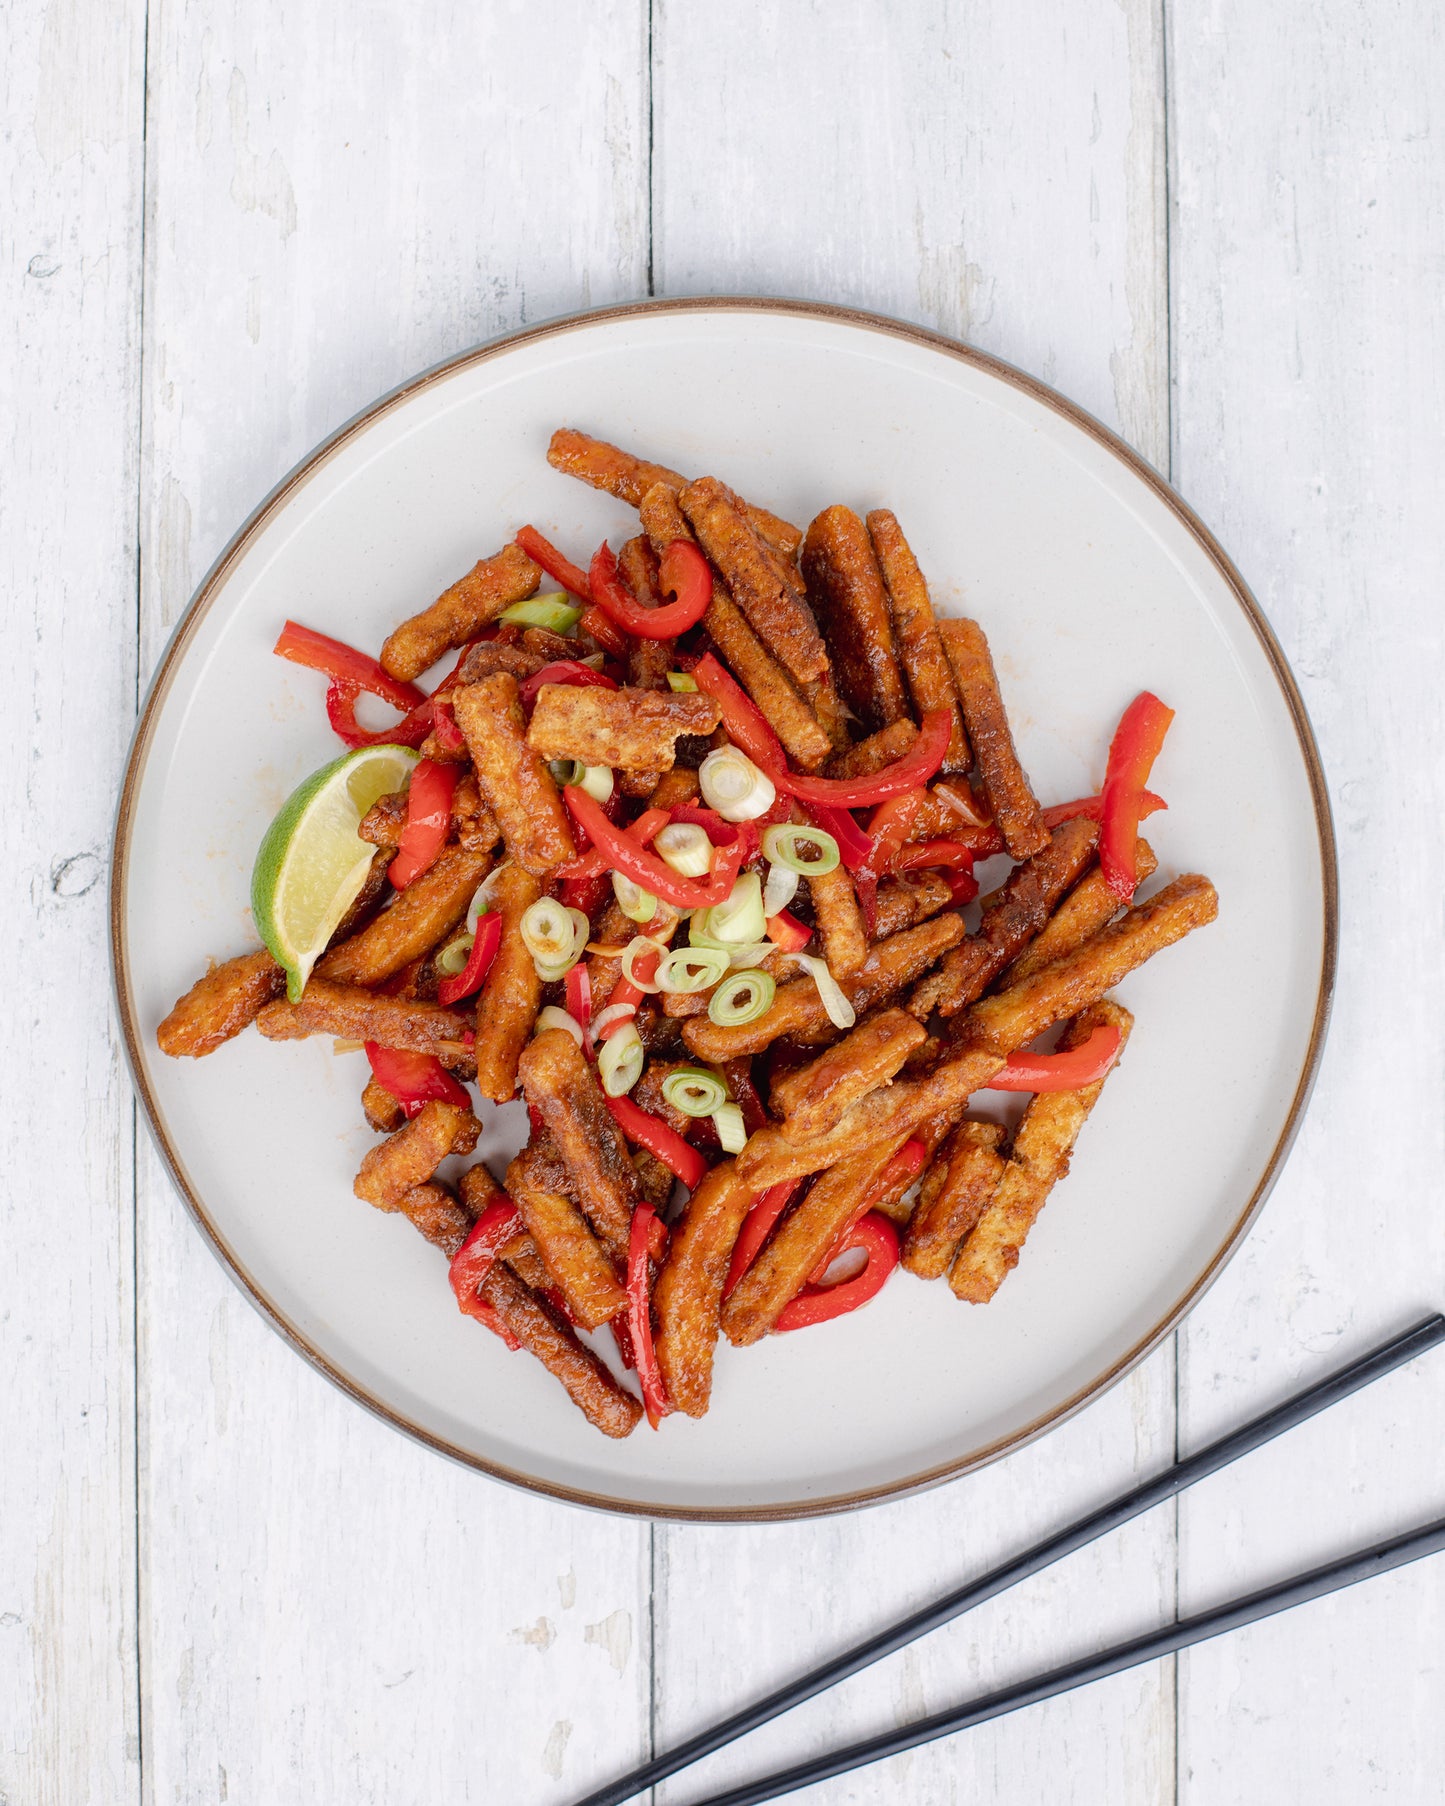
(0, 3, 147, 1802)
(649, 3, 1175, 1800)
(134, 7, 652, 1801)
(1170, 0, 1445, 1798)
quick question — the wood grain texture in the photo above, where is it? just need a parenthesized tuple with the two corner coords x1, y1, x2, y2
(134, 5, 653, 1801)
(1170, 0, 1445, 1798)
(0, 3, 146, 1803)
(650, 4, 1175, 1801)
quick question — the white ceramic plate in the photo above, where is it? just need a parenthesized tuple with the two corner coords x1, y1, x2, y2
(113, 300, 1335, 1520)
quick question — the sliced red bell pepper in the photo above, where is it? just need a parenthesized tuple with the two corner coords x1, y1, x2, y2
(691, 653, 791, 780)
(518, 659, 619, 710)
(627, 1204, 672, 1429)
(1099, 693, 1175, 901)
(599, 941, 662, 1034)
(588, 539, 712, 638)
(564, 787, 748, 912)
(448, 1200, 524, 1350)
(946, 867, 981, 905)
(723, 1180, 800, 1297)
(807, 1138, 928, 1284)
(579, 606, 630, 658)
(435, 910, 502, 1007)
(605, 1095, 709, 1191)
(513, 525, 592, 602)
(854, 788, 926, 937)
(765, 908, 812, 952)
(564, 964, 593, 1039)
(776, 1212, 900, 1332)
(326, 681, 435, 750)
(560, 870, 611, 919)
(387, 759, 460, 890)
(960, 789, 1169, 860)
(782, 710, 953, 808)
(430, 698, 467, 754)
(803, 800, 874, 873)
(364, 1042, 471, 1118)
(892, 838, 977, 875)
(275, 620, 426, 713)
(990, 1024, 1122, 1092)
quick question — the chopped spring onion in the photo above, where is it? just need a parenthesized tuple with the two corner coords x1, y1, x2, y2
(522, 899, 588, 980)
(712, 1102, 747, 1154)
(591, 1001, 638, 1039)
(762, 861, 800, 917)
(466, 869, 506, 933)
(661, 1067, 729, 1117)
(790, 953, 856, 1030)
(654, 946, 730, 995)
(707, 969, 776, 1026)
(612, 871, 659, 923)
(598, 1022, 645, 1096)
(434, 933, 474, 978)
(550, 760, 614, 804)
(666, 670, 699, 692)
(535, 1005, 586, 1048)
(621, 935, 670, 993)
(761, 824, 840, 876)
(500, 591, 583, 634)
(699, 746, 777, 822)
(700, 871, 766, 946)
(654, 822, 714, 878)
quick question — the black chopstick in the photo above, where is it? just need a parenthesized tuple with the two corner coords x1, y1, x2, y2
(573, 1313, 1445, 1806)
(688, 1513, 1445, 1806)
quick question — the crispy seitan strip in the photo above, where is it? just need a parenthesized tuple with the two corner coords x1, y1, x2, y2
(527, 684, 721, 773)
(803, 669, 853, 754)
(938, 617, 1048, 860)
(453, 673, 576, 875)
(801, 506, 910, 732)
(618, 535, 673, 795)
(504, 1143, 628, 1328)
(735, 875, 1217, 1185)
(479, 1261, 642, 1437)
(359, 781, 498, 855)
(354, 1101, 479, 1209)
(471, 860, 544, 1102)
(647, 767, 701, 811)
(519, 1029, 644, 1258)
(866, 509, 972, 774)
(379, 542, 541, 683)
(457, 1163, 555, 1290)
(257, 981, 473, 1059)
(720, 1135, 909, 1346)
(455, 640, 548, 684)
(318, 844, 493, 987)
(1001, 841, 1157, 986)
(157, 949, 285, 1057)
(808, 863, 869, 979)
(362, 1076, 406, 1133)
(680, 478, 829, 685)
(703, 582, 833, 771)
(826, 718, 918, 779)
(681, 912, 969, 1063)
(951, 1002, 1134, 1301)
(653, 1160, 755, 1417)
(770, 1007, 928, 1143)
(901, 1121, 1007, 1279)
(394, 1180, 475, 1257)
(874, 872, 955, 937)
(907, 819, 1098, 1018)
(870, 1107, 957, 1225)
(547, 428, 800, 555)
(331, 846, 394, 942)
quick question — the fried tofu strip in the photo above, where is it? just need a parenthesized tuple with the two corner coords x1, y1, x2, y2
(809, 863, 869, 979)
(547, 428, 801, 555)
(803, 669, 853, 754)
(318, 844, 493, 987)
(901, 1121, 1007, 1279)
(519, 1029, 644, 1258)
(362, 1075, 406, 1133)
(826, 718, 918, 779)
(617, 535, 673, 794)
(471, 860, 544, 1102)
(257, 981, 472, 1059)
(907, 819, 1098, 1018)
(504, 1143, 627, 1328)
(680, 478, 829, 686)
(681, 913, 968, 1062)
(951, 1002, 1134, 1301)
(735, 875, 1217, 1185)
(801, 506, 910, 732)
(720, 1135, 908, 1346)
(157, 949, 285, 1057)
(379, 541, 541, 683)
(454, 673, 576, 875)
(1001, 841, 1158, 986)
(527, 684, 721, 773)
(354, 1101, 479, 1209)
(770, 1007, 928, 1142)
(653, 1160, 755, 1417)
(395, 1180, 475, 1257)
(938, 618, 1048, 860)
(866, 510, 971, 774)
(332, 846, 394, 941)
(480, 1262, 642, 1437)
(875, 872, 954, 937)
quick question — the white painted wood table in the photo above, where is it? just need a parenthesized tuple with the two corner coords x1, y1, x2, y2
(5, 2, 1443, 1800)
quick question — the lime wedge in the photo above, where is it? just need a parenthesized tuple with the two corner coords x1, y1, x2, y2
(251, 743, 418, 1000)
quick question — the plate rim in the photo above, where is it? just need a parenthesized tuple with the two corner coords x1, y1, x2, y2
(109, 295, 1339, 1522)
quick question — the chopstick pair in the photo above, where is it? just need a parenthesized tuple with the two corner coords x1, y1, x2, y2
(574, 1313, 1445, 1806)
